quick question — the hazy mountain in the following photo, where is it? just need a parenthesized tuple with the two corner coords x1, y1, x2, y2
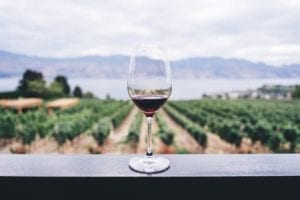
(0, 50, 299, 79)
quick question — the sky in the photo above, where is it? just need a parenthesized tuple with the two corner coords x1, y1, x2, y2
(0, 0, 300, 65)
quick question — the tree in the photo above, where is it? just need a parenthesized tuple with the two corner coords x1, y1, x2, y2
(292, 85, 300, 99)
(73, 86, 83, 97)
(54, 75, 70, 95)
(17, 69, 45, 92)
(83, 92, 94, 98)
(105, 93, 111, 100)
(27, 80, 46, 94)
(48, 80, 64, 97)
(17, 69, 46, 97)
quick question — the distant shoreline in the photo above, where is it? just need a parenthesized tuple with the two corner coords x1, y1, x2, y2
(1, 78, 300, 100)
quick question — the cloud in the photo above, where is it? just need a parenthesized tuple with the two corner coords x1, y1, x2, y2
(0, 0, 300, 65)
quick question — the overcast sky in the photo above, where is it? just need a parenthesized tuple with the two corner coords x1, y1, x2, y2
(0, 0, 300, 65)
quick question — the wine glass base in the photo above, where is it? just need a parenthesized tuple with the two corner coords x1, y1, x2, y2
(129, 156, 170, 174)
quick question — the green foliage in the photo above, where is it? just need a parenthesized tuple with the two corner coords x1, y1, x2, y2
(1, 97, 300, 153)
(268, 133, 284, 152)
(16, 69, 46, 98)
(83, 92, 94, 98)
(282, 124, 299, 152)
(53, 123, 74, 145)
(11, 70, 74, 99)
(250, 120, 272, 144)
(73, 86, 83, 98)
(176, 148, 189, 154)
(111, 104, 133, 128)
(48, 80, 64, 97)
(27, 80, 46, 94)
(282, 124, 299, 142)
(156, 113, 175, 145)
(17, 69, 45, 92)
(168, 99, 300, 151)
(0, 99, 128, 145)
(217, 120, 243, 146)
(164, 105, 207, 147)
(0, 114, 16, 138)
(17, 123, 37, 144)
(0, 91, 23, 99)
(51, 100, 128, 144)
(127, 112, 143, 143)
(91, 118, 112, 145)
(292, 85, 300, 99)
(54, 75, 70, 95)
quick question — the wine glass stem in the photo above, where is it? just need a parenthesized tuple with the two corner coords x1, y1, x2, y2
(146, 117, 153, 157)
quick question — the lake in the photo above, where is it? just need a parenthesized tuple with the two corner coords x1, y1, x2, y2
(1, 77, 300, 100)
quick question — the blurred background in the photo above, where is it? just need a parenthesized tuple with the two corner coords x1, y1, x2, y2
(0, 0, 300, 154)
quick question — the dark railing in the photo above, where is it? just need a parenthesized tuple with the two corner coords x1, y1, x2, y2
(0, 154, 299, 198)
(0, 154, 299, 176)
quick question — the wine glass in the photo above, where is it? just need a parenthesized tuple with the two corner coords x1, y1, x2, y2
(127, 44, 172, 174)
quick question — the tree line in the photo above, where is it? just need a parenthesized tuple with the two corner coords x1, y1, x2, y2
(0, 69, 93, 99)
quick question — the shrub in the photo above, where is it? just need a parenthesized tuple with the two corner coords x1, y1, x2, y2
(53, 122, 75, 145)
(268, 133, 284, 152)
(156, 113, 175, 146)
(164, 105, 207, 147)
(282, 124, 299, 142)
(282, 124, 299, 152)
(111, 104, 133, 128)
(0, 121, 15, 138)
(127, 112, 143, 143)
(16, 123, 37, 144)
(218, 121, 243, 146)
(91, 118, 112, 145)
(250, 120, 272, 145)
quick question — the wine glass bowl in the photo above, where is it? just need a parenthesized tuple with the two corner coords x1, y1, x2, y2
(127, 44, 172, 174)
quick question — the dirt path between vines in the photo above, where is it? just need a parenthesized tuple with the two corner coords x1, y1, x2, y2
(205, 132, 236, 153)
(159, 110, 203, 153)
(160, 109, 271, 154)
(102, 108, 138, 154)
(205, 134, 271, 153)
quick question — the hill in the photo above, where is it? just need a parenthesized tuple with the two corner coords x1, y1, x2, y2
(1, 50, 299, 78)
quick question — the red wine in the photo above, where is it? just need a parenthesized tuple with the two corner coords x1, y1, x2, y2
(131, 95, 168, 117)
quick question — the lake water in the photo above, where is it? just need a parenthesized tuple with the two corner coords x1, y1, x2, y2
(1, 77, 300, 100)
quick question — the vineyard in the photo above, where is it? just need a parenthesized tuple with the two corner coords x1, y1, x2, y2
(168, 99, 300, 153)
(0, 98, 299, 154)
(0, 99, 133, 153)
